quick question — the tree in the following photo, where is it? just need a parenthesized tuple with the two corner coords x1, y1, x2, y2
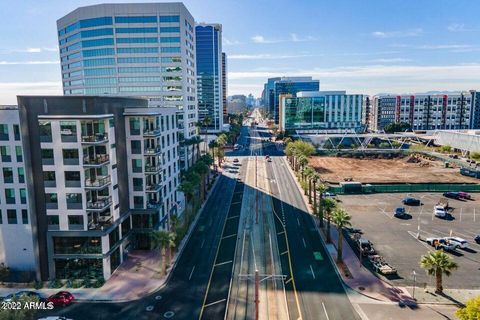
(0, 295, 39, 320)
(152, 230, 176, 275)
(297, 155, 308, 173)
(384, 122, 411, 133)
(315, 182, 328, 227)
(193, 159, 209, 200)
(331, 208, 352, 263)
(470, 152, 480, 161)
(439, 145, 452, 153)
(202, 117, 212, 153)
(304, 166, 315, 200)
(209, 140, 219, 169)
(420, 250, 458, 294)
(200, 154, 214, 187)
(456, 296, 480, 320)
(178, 178, 196, 225)
(322, 198, 337, 243)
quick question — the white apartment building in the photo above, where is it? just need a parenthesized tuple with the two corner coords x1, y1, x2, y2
(57, 3, 198, 168)
(0, 106, 36, 276)
(17, 96, 180, 281)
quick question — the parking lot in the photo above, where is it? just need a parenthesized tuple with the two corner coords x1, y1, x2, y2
(339, 192, 480, 289)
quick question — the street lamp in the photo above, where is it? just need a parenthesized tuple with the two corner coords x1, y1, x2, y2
(411, 270, 417, 300)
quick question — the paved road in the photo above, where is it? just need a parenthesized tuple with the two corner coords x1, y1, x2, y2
(257, 127, 360, 320)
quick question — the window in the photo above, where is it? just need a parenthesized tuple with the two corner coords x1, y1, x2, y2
(159, 15, 180, 23)
(65, 171, 81, 187)
(117, 37, 158, 44)
(66, 193, 83, 210)
(84, 58, 115, 67)
(133, 196, 144, 209)
(118, 57, 159, 64)
(115, 16, 157, 23)
(161, 56, 181, 63)
(160, 37, 180, 43)
(81, 28, 113, 38)
(47, 215, 59, 230)
(161, 66, 182, 72)
(68, 215, 84, 230)
(84, 87, 117, 95)
(79, 16, 113, 28)
(131, 140, 141, 154)
(84, 77, 117, 86)
(160, 27, 180, 33)
(0, 124, 8, 140)
(43, 171, 56, 188)
(118, 67, 161, 73)
(2, 167, 13, 183)
(81, 38, 114, 48)
(160, 47, 180, 53)
(22, 210, 28, 224)
(0, 210, 2, 224)
(119, 77, 161, 83)
(7, 210, 17, 224)
(41, 149, 55, 165)
(39, 120, 52, 142)
(133, 178, 143, 191)
(132, 159, 142, 173)
(60, 121, 77, 142)
(82, 47, 115, 57)
(5, 189, 15, 204)
(17, 167, 25, 183)
(13, 125, 20, 141)
(20, 189, 26, 204)
(63, 149, 79, 165)
(84, 68, 116, 76)
(46, 193, 58, 209)
(119, 86, 162, 92)
(129, 117, 140, 135)
(117, 47, 158, 54)
(115, 27, 158, 33)
(0, 146, 11, 162)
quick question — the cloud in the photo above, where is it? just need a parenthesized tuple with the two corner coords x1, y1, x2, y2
(0, 81, 63, 104)
(370, 58, 412, 63)
(224, 37, 242, 46)
(1, 47, 59, 54)
(0, 60, 59, 65)
(447, 23, 467, 32)
(251, 33, 317, 44)
(390, 43, 475, 51)
(229, 53, 317, 60)
(371, 28, 423, 38)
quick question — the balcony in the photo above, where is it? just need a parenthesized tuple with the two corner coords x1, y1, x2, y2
(85, 176, 111, 189)
(145, 183, 161, 193)
(81, 133, 108, 144)
(144, 146, 161, 155)
(86, 196, 112, 211)
(143, 127, 161, 137)
(87, 213, 113, 231)
(145, 165, 161, 174)
(147, 201, 162, 209)
(83, 154, 110, 166)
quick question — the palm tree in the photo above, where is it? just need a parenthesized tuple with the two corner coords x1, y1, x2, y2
(200, 154, 214, 188)
(193, 159, 208, 200)
(298, 155, 308, 173)
(152, 230, 175, 275)
(316, 182, 328, 227)
(322, 198, 337, 243)
(208, 140, 218, 169)
(331, 208, 352, 263)
(304, 167, 315, 201)
(178, 176, 196, 226)
(202, 117, 212, 153)
(420, 251, 458, 294)
(217, 134, 228, 167)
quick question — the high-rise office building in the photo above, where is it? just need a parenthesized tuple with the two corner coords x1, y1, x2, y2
(17, 95, 180, 281)
(195, 23, 223, 132)
(222, 52, 227, 123)
(57, 3, 197, 168)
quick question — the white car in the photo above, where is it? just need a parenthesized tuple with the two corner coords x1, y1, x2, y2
(445, 237, 468, 249)
(434, 205, 447, 218)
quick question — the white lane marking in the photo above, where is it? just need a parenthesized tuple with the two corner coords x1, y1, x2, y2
(310, 264, 315, 279)
(189, 265, 195, 280)
(322, 302, 330, 320)
(297, 217, 300, 226)
(203, 298, 227, 308)
(302, 238, 306, 248)
(201, 239, 205, 248)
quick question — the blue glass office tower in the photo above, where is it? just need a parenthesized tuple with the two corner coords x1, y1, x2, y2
(195, 24, 223, 132)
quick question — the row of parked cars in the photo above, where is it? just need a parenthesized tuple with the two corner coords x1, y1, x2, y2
(0, 290, 74, 307)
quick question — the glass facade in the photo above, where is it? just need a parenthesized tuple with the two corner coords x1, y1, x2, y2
(273, 80, 320, 123)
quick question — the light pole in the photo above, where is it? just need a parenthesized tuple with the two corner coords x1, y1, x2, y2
(411, 270, 417, 300)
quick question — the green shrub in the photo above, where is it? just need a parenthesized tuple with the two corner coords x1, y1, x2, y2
(93, 277, 105, 288)
(72, 279, 83, 288)
(48, 279, 63, 289)
(470, 152, 480, 161)
(439, 145, 452, 153)
(34, 281, 43, 289)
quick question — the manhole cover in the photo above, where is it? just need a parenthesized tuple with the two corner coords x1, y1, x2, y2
(164, 311, 175, 318)
(146, 305, 154, 312)
(359, 286, 365, 291)
(155, 295, 162, 300)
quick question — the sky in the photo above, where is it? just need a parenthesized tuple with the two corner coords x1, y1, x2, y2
(1, 0, 480, 104)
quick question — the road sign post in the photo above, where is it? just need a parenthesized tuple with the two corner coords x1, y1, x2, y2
(411, 270, 417, 300)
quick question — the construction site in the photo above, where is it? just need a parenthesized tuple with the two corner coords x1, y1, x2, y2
(309, 153, 478, 184)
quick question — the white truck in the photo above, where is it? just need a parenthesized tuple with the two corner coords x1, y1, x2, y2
(426, 237, 459, 252)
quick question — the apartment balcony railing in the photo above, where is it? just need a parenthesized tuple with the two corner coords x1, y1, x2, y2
(81, 133, 108, 144)
(147, 201, 162, 209)
(83, 154, 110, 166)
(85, 176, 111, 189)
(143, 127, 161, 137)
(86, 196, 112, 211)
(87, 215, 113, 231)
(145, 183, 161, 193)
(145, 165, 161, 174)
(144, 146, 161, 155)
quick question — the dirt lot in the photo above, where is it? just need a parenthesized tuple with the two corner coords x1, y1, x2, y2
(309, 155, 478, 184)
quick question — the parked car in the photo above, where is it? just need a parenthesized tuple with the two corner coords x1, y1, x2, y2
(345, 227, 362, 234)
(233, 158, 239, 163)
(434, 205, 448, 218)
(322, 192, 337, 200)
(357, 238, 375, 256)
(426, 237, 458, 251)
(394, 207, 411, 219)
(443, 192, 461, 199)
(1, 291, 43, 302)
(458, 191, 472, 200)
(445, 237, 469, 249)
(46, 291, 74, 307)
(402, 197, 421, 206)
(475, 234, 480, 244)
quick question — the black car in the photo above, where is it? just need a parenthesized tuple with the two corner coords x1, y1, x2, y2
(394, 207, 411, 219)
(402, 197, 421, 205)
(475, 234, 480, 244)
(443, 192, 461, 199)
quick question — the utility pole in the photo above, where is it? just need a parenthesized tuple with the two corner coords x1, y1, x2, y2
(411, 270, 417, 300)
(255, 269, 259, 320)
(255, 155, 258, 224)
